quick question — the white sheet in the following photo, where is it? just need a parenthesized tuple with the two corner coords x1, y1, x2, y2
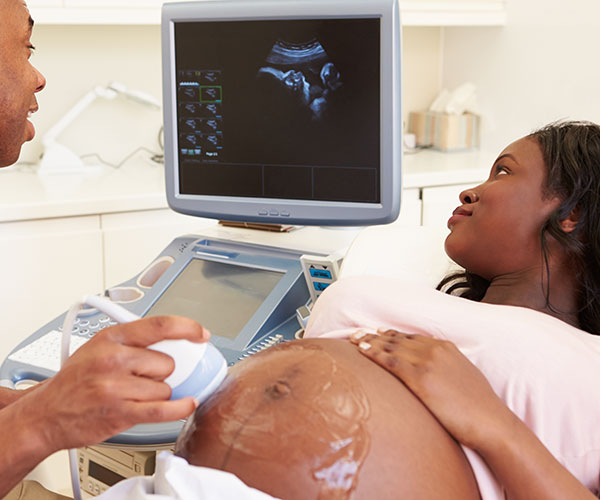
(96, 452, 279, 500)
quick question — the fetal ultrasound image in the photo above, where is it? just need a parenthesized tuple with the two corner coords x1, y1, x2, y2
(257, 39, 343, 121)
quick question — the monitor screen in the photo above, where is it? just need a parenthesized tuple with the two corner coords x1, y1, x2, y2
(146, 258, 284, 339)
(162, 0, 401, 225)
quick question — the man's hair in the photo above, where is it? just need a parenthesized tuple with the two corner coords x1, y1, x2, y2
(438, 120, 600, 335)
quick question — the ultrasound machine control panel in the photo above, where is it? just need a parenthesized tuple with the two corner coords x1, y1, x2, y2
(0, 235, 311, 445)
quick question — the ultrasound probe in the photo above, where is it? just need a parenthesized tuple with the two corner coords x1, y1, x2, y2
(60, 295, 227, 500)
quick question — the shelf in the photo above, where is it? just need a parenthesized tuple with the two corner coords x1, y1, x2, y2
(0, 148, 495, 223)
(28, 1, 507, 26)
(401, 1, 506, 26)
(402, 148, 493, 189)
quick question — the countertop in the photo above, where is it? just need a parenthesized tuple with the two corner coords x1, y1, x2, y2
(0, 149, 493, 224)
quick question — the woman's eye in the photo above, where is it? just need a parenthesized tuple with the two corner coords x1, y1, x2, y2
(27, 44, 36, 57)
(494, 165, 509, 176)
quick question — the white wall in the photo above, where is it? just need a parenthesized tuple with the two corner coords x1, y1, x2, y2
(442, 0, 600, 153)
(21, 25, 164, 165)
(403, 27, 442, 126)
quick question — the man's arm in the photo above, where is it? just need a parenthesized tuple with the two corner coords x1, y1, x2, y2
(0, 380, 49, 410)
(0, 393, 56, 495)
(0, 387, 19, 409)
(0, 315, 208, 498)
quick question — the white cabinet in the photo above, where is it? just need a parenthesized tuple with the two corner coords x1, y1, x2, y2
(102, 209, 215, 289)
(64, 0, 162, 6)
(27, 0, 62, 6)
(0, 216, 103, 363)
(401, 0, 506, 26)
(28, 1, 507, 25)
(0, 209, 215, 362)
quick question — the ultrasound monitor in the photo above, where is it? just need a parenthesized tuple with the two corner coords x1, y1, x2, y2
(161, 0, 401, 226)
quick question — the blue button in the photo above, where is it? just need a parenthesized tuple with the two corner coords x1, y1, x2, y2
(310, 268, 332, 280)
(269, 210, 279, 216)
(313, 282, 331, 292)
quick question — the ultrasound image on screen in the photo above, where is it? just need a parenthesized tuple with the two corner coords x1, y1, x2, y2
(257, 39, 343, 122)
(146, 259, 284, 340)
(175, 19, 380, 203)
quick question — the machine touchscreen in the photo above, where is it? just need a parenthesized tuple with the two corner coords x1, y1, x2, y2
(146, 259, 284, 340)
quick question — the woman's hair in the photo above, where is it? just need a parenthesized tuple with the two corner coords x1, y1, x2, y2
(438, 120, 600, 335)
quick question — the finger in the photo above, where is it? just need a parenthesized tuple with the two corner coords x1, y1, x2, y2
(377, 327, 405, 336)
(356, 337, 418, 380)
(357, 333, 415, 355)
(375, 329, 438, 348)
(105, 375, 173, 402)
(349, 330, 378, 344)
(376, 328, 421, 340)
(117, 345, 176, 380)
(103, 316, 210, 347)
(123, 397, 199, 424)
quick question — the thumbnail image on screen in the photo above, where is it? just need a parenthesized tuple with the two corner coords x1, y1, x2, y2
(175, 18, 381, 204)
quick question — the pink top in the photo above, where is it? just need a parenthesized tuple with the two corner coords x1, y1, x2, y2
(305, 276, 600, 499)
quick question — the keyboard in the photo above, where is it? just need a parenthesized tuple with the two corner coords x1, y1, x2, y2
(8, 315, 117, 372)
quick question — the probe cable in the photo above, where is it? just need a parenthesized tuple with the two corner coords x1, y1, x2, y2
(60, 298, 86, 500)
(60, 295, 139, 500)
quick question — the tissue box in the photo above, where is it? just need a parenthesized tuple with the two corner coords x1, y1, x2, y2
(408, 111, 480, 151)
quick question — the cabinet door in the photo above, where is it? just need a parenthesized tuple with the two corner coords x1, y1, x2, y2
(0, 216, 103, 362)
(422, 184, 472, 227)
(102, 209, 216, 289)
(63, 0, 192, 6)
(63, 0, 154, 6)
(27, 0, 63, 6)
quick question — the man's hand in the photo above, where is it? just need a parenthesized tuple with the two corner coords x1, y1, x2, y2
(13, 315, 210, 454)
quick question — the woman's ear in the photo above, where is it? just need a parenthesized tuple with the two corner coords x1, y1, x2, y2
(559, 207, 579, 233)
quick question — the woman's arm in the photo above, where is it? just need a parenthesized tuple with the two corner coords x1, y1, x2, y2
(351, 330, 596, 500)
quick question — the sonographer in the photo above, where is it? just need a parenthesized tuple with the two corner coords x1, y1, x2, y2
(0, 3, 210, 498)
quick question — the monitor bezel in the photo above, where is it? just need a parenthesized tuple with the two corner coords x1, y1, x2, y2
(161, 0, 401, 226)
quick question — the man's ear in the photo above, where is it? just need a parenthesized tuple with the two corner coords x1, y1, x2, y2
(559, 207, 579, 233)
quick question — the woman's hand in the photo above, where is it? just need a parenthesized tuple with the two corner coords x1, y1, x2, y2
(350, 328, 597, 500)
(350, 329, 509, 449)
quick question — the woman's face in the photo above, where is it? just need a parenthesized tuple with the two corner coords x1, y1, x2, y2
(444, 137, 561, 280)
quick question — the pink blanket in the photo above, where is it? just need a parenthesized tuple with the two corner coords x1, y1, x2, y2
(305, 276, 600, 499)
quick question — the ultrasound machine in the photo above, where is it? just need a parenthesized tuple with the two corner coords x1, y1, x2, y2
(1, 0, 401, 493)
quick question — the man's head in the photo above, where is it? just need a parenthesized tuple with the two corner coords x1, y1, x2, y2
(0, 0, 46, 167)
